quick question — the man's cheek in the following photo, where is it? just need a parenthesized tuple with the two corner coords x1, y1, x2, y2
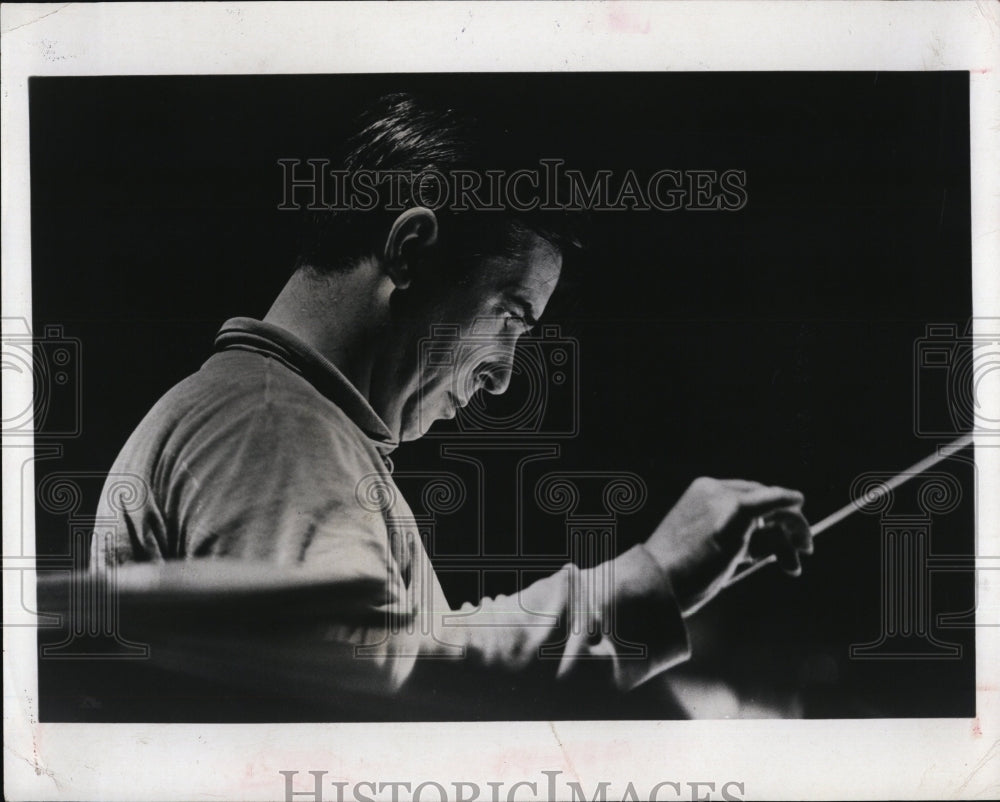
(418, 371, 450, 413)
(457, 344, 495, 392)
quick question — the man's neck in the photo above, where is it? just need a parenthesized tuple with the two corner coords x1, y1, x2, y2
(263, 265, 388, 400)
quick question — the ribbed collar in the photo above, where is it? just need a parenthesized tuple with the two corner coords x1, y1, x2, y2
(214, 317, 399, 454)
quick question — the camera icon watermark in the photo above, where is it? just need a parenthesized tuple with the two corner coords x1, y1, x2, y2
(914, 319, 1000, 438)
(417, 323, 579, 438)
(1, 317, 82, 439)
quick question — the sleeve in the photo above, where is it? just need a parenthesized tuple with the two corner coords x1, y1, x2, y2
(452, 546, 690, 691)
(407, 543, 691, 695)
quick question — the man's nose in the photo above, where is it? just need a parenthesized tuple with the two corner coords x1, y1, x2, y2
(478, 352, 514, 396)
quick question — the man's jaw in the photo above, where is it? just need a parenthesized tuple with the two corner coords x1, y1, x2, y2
(400, 382, 476, 441)
(441, 393, 459, 420)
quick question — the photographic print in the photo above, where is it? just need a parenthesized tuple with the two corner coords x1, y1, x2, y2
(26, 70, 978, 724)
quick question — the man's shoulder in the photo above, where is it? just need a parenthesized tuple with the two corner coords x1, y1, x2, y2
(122, 349, 373, 468)
(96, 346, 391, 565)
(162, 348, 346, 422)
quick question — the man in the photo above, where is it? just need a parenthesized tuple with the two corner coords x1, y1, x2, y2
(91, 93, 812, 713)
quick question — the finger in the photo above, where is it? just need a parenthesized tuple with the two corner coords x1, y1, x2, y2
(748, 525, 803, 575)
(718, 479, 766, 492)
(782, 552, 803, 577)
(741, 485, 805, 516)
(720, 481, 805, 513)
(717, 486, 806, 560)
(765, 508, 813, 555)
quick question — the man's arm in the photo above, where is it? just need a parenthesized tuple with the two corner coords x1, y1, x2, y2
(403, 478, 810, 694)
(87, 382, 811, 704)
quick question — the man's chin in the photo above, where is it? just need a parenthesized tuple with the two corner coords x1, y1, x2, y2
(402, 409, 452, 442)
(399, 425, 424, 443)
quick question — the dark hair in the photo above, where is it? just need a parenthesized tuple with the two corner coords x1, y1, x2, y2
(295, 92, 582, 275)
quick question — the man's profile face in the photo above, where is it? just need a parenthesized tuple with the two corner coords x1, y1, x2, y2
(385, 232, 563, 442)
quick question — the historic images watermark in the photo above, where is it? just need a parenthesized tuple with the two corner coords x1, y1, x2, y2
(842, 318, 1000, 659)
(2, 316, 150, 656)
(350, 466, 650, 659)
(913, 319, 1000, 440)
(279, 769, 747, 802)
(416, 323, 580, 439)
(846, 469, 967, 659)
(277, 159, 749, 213)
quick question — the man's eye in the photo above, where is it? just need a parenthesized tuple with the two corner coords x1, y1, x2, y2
(495, 305, 534, 334)
(497, 306, 521, 326)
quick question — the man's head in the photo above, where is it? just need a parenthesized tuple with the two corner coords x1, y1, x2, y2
(291, 92, 578, 442)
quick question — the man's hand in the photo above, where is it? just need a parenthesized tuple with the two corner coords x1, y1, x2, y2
(643, 477, 812, 617)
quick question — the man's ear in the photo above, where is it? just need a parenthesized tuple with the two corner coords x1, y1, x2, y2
(383, 207, 439, 290)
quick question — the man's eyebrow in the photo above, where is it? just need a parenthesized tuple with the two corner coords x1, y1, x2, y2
(503, 290, 539, 326)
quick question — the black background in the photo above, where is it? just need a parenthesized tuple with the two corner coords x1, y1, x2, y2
(30, 73, 975, 721)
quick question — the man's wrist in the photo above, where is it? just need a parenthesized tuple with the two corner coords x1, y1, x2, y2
(638, 536, 696, 616)
(606, 544, 693, 686)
